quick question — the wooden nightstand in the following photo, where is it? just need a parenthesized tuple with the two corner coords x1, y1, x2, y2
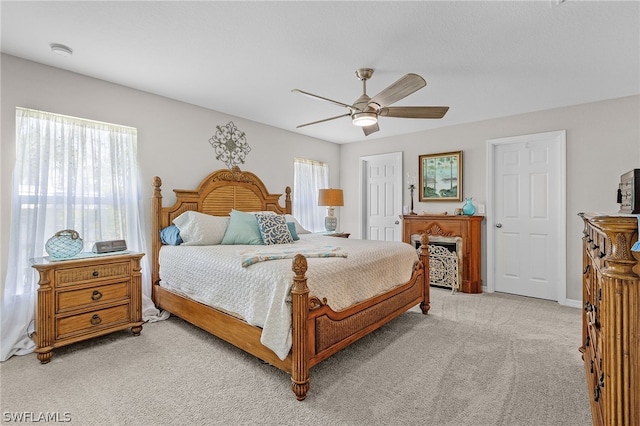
(31, 251, 144, 364)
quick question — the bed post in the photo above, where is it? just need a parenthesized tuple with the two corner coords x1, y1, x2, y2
(151, 176, 163, 302)
(291, 254, 310, 401)
(284, 186, 292, 214)
(419, 233, 431, 314)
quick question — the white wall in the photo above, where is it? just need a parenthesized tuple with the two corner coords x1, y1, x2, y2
(340, 95, 640, 301)
(0, 54, 340, 293)
(2, 54, 639, 303)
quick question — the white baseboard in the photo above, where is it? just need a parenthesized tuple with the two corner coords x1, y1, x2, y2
(563, 298, 582, 309)
(482, 286, 582, 309)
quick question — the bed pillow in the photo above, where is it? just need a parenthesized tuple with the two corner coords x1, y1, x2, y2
(287, 222, 300, 241)
(172, 211, 230, 246)
(284, 214, 311, 234)
(160, 225, 183, 245)
(221, 210, 264, 245)
(256, 213, 294, 245)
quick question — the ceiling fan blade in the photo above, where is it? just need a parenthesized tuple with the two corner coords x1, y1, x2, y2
(292, 89, 353, 110)
(379, 106, 449, 119)
(296, 113, 351, 128)
(368, 73, 426, 108)
(362, 122, 379, 136)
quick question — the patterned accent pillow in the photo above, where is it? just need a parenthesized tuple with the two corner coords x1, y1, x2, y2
(255, 214, 294, 245)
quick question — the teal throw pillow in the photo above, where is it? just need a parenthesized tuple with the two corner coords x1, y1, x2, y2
(221, 210, 264, 245)
(287, 222, 300, 241)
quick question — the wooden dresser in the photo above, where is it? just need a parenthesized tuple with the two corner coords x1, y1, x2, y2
(402, 214, 484, 293)
(579, 213, 639, 425)
(31, 252, 144, 364)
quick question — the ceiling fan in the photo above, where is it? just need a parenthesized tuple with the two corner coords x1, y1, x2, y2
(292, 68, 449, 136)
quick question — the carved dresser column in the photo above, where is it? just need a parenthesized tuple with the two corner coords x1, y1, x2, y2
(579, 212, 639, 426)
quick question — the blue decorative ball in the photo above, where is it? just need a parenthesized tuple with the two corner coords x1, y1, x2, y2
(45, 230, 83, 259)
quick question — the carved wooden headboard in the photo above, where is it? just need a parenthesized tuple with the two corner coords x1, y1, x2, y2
(150, 166, 292, 286)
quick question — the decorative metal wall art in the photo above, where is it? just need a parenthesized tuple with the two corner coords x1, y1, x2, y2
(208, 121, 251, 169)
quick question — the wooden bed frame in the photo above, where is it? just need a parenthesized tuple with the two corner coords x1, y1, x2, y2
(151, 167, 430, 400)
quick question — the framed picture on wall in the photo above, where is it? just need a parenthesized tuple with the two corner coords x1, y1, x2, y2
(419, 150, 462, 201)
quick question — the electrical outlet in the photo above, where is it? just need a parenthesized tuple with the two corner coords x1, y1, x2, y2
(477, 204, 485, 214)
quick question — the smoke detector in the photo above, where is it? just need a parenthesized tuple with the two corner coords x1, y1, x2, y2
(50, 43, 73, 57)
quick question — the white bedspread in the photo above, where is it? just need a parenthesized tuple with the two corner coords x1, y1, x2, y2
(159, 234, 418, 360)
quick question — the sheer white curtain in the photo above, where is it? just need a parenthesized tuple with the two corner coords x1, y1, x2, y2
(0, 108, 163, 362)
(293, 158, 328, 232)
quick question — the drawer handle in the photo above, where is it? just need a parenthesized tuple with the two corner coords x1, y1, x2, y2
(91, 290, 103, 301)
(92, 270, 99, 277)
(591, 243, 599, 250)
(90, 314, 102, 326)
(594, 385, 600, 402)
(598, 251, 606, 258)
(583, 265, 590, 274)
(599, 372, 605, 388)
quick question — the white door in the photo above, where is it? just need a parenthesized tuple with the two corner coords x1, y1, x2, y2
(360, 152, 403, 241)
(487, 131, 566, 302)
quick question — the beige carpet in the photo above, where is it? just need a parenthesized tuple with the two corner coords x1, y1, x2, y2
(0, 288, 591, 426)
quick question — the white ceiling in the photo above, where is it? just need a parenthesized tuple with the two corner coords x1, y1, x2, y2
(1, 1, 639, 144)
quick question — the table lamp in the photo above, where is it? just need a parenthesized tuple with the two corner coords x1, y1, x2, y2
(318, 188, 344, 232)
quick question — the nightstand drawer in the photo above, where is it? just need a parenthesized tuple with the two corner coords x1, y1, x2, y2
(55, 261, 131, 285)
(56, 304, 130, 339)
(57, 281, 129, 312)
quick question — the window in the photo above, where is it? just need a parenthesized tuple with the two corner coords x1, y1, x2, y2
(1, 107, 155, 361)
(293, 158, 328, 232)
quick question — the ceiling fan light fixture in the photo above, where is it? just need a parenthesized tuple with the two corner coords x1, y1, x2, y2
(293, 69, 448, 135)
(352, 112, 377, 127)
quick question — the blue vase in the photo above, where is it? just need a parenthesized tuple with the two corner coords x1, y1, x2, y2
(45, 229, 83, 259)
(462, 198, 476, 216)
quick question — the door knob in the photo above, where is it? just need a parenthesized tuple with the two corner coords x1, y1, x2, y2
(395, 220, 400, 225)
(496, 223, 502, 228)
